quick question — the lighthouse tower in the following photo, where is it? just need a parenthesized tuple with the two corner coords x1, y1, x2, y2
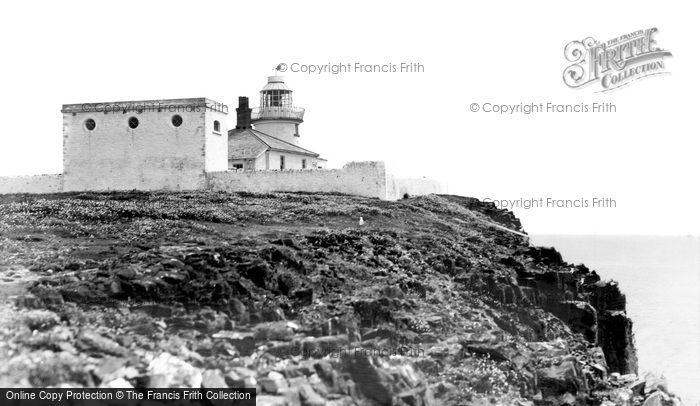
(251, 76, 305, 145)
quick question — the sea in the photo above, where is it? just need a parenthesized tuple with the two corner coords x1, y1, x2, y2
(530, 235, 700, 405)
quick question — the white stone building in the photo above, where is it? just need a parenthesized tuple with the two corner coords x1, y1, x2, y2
(0, 75, 443, 199)
(61, 98, 228, 191)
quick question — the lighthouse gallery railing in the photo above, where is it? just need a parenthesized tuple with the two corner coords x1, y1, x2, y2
(251, 106, 305, 121)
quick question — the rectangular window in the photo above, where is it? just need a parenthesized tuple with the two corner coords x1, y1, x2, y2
(280, 155, 285, 170)
(232, 164, 243, 170)
(302, 159, 306, 169)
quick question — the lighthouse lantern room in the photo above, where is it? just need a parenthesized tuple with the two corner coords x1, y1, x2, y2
(251, 76, 305, 145)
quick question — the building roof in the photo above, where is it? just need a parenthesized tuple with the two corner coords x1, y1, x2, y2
(61, 98, 228, 114)
(229, 129, 321, 159)
(261, 76, 291, 92)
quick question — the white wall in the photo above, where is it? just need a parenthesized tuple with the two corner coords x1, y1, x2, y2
(267, 151, 317, 170)
(389, 177, 445, 200)
(0, 174, 63, 194)
(204, 108, 229, 172)
(254, 121, 300, 145)
(0, 161, 442, 201)
(255, 153, 267, 170)
(62, 100, 209, 191)
(207, 161, 389, 199)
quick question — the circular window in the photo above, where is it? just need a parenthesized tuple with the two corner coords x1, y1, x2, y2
(128, 117, 139, 129)
(171, 115, 183, 127)
(84, 118, 96, 131)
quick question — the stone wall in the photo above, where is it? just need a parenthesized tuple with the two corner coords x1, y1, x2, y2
(0, 174, 63, 194)
(388, 177, 444, 200)
(0, 162, 442, 201)
(207, 161, 390, 199)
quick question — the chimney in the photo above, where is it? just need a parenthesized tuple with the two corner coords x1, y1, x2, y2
(236, 96, 252, 129)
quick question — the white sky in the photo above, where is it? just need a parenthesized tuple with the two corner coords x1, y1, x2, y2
(0, 1, 698, 235)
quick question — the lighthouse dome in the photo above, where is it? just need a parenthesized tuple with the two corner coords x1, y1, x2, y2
(262, 76, 291, 92)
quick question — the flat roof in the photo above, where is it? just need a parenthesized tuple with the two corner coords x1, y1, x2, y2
(61, 97, 228, 114)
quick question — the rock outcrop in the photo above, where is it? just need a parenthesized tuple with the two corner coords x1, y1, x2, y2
(0, 191, 682, 405)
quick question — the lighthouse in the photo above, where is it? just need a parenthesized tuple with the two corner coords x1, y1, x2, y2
(251, 76, 305, 146)
(228, 76, 324, 171)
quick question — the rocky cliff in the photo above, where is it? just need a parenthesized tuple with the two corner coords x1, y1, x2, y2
(0, 191, 683, 405)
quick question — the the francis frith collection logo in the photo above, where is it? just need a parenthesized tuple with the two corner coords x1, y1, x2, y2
(563, 28, 672, 92)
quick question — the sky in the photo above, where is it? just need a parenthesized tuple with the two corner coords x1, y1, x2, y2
(0, 1, 698, 235)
